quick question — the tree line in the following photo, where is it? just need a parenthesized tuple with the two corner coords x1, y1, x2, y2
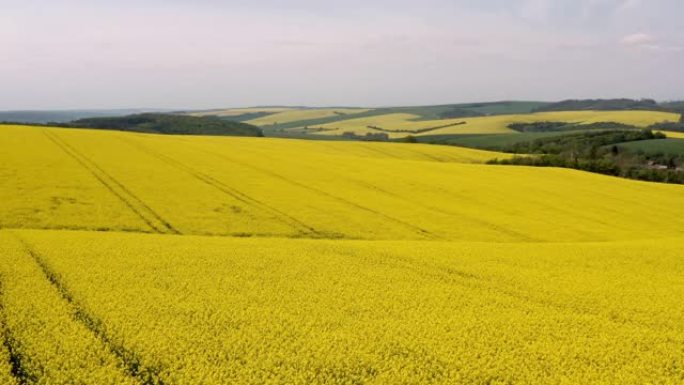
(487, 129, 684, 184)
(2, 113, 264, 137)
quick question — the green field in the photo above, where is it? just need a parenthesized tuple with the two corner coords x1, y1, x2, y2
(618, 138, 684, 155)
(412, 130, 594, 150)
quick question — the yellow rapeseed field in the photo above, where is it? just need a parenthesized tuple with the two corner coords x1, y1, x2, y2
(3, 125, 684, 241)
(660, 130, 684, 139)
(308, 112, 492, 137)
(0, 232, 137, 385)
(1, 230, 683, 384)
(309, 110, 678, 138)
(1, 123, 683, 384)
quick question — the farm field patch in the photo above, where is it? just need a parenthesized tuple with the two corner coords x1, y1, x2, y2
(246, 108, 370, 126)
(308, 110, 678, 138)
(617, 138, 684, 155)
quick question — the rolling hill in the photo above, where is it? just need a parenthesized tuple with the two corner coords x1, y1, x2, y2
(304, 110, 678, 138)
(3, 124, 684, 241)
(0, 109, 171, 124)
(617, 138, 684, 155)
(244, 108, 371, 126)
(187, 102, 548, 134)
(1, 123, 684, 384)
(186, 103, 678, 141)
(67, 113, 263, 137)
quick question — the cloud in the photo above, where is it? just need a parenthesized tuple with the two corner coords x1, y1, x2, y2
(519, 0, 552, 22)
(617, 0, 641, 11)
(620, 32, 682, 52)
(1, 0, 683, 109)
(620, 32, 655, 46)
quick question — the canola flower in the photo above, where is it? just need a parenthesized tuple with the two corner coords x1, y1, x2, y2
(1, 123, 684, 384)
(0, 294, 19, 385)
(0, 232, 138, 385)
(2, 125, 684, 241)
(0, 230, 681, 384)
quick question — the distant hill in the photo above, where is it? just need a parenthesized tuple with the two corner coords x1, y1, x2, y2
(533, 99, 662, 112)
(204, 101, 549, 135)
(660, 101, 684, 114)
(0, 109, 170, 124)
(66, 113, 263, 137)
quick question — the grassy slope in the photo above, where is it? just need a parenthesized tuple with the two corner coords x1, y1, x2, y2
(361, 101, 547, 120)
(245, 108, 370, 126)
(618, 138, 684, 155)
(186, 107, 295, 117)
(412, 130, 593, 149)
(452, 101, 548, 115)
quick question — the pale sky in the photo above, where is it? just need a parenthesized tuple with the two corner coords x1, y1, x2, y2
(1, 0, 682, 109)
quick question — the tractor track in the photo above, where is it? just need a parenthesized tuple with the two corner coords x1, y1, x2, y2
(42, 130, 180, 235)
(15, 236, 168, 385)
(0, 277, 33, 385)
(180, 140, 437, 239)
(116, 136, 322, 237)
